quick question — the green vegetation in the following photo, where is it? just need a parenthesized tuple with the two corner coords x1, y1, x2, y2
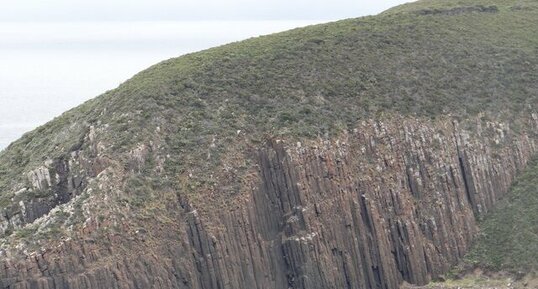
(419, 157, 538, 287)
(0, 0, 536, 241)
(464, 157, 538, 272)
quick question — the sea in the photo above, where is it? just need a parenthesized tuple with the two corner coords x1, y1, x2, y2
(0, 20, 323, 150)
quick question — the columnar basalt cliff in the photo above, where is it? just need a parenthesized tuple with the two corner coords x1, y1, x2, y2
(0, 115, 536, 289)
(0, 130, 108, 237)
(0, 0, 537, 288)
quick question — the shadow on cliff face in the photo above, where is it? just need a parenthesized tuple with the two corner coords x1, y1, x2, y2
(0, 118, 535, 289)
(0, 0, 537, 287)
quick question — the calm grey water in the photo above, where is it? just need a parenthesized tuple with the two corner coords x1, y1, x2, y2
(0, 21, 322, 151)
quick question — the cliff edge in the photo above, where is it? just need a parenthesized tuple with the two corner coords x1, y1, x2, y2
(0, 0, 537, 288)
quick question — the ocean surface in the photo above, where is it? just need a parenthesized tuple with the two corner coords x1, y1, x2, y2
(0, 20, 323, 150)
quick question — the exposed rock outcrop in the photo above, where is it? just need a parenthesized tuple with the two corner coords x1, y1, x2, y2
(0, 115, 535, 289)
(0, 0, 537, 287)
(0, 130, 109, 239)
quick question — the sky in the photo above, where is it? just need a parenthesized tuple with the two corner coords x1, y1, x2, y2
(0, 0, 414, 150)
(0, 0, 411, 22)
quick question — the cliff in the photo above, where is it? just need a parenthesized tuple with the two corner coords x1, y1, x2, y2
(0, 0, 537, 288)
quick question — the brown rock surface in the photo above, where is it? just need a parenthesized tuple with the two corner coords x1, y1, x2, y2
(0, 115, 535, 289)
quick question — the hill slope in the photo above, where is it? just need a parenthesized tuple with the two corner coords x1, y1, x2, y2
(465, 156, 538, 272)
(0, 0, 537, 288)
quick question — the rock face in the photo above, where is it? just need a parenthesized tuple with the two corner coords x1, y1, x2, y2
(1, 0, 537, 287)
(0, 131, 108, 238)
(0, 115, 535, 289)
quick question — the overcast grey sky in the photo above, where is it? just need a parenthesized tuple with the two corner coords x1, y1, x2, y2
(0, 0, 413, 22)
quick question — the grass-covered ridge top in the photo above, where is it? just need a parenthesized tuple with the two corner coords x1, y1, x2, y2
(0, 0, 537, 213)
(384, 0, 538, 14)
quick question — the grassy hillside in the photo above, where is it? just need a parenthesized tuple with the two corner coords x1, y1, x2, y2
(2, 0, 537, 177)
(0, 0, 536, 247)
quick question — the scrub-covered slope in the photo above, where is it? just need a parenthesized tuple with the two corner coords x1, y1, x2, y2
(0, 0, 537, 288)
(466, 156, 538, 272)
